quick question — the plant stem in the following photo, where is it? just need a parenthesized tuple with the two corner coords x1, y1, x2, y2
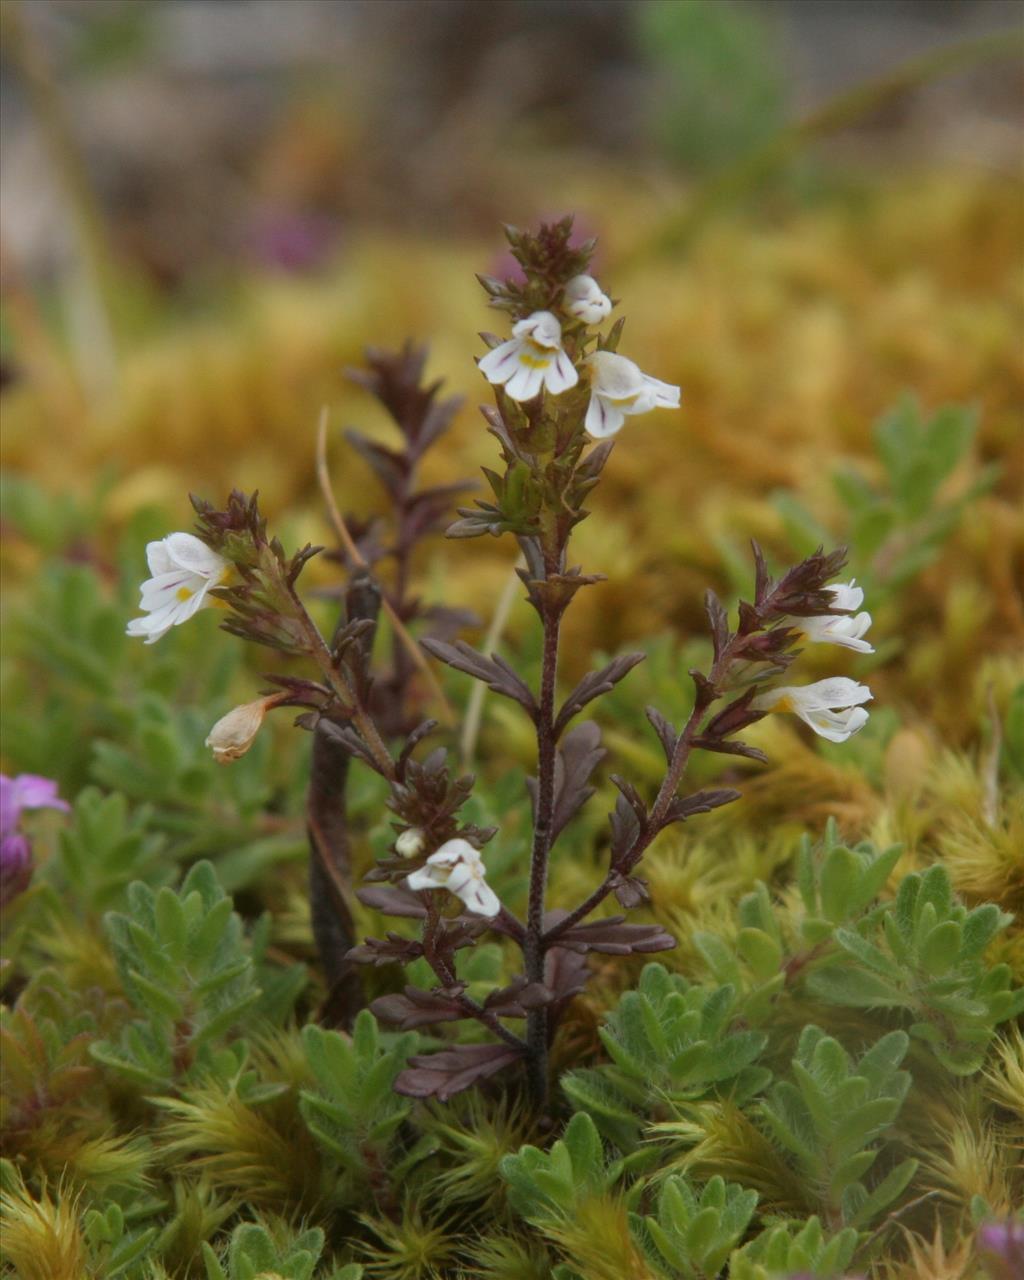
(523, 602, 562, 1108)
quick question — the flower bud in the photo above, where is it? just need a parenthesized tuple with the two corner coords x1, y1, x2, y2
(564, 274, 612, 325)
(205, 698, 271, 763)
(395, 828, 426, 858)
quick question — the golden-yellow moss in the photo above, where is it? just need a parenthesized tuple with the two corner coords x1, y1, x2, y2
(0, 1175, 85, 1280)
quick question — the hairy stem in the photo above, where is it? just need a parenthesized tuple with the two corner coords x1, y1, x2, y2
(307, 732, 363, 1025)
(523, 603, 562, 1108)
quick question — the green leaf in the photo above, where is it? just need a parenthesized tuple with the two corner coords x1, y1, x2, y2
(919, 920, 962, 976)
(685, 1205, 719, 1258)
(833, 927, 901, 979)
(847, 1158, 918, 1228)
(832, 1149, 877, 1193)
(820, 845, 860, 925)
(737, 927, 782, 980)
(693, 932, 742, 985)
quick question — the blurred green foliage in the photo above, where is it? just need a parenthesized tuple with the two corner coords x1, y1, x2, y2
(774, 397, 999, 603)
(637, 0, 786, 173)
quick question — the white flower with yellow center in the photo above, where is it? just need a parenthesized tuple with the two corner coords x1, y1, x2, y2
(798, 581, 874, 654)
(584, 350, 681, 438)
(126, 532, 231, 645)
(563, 274, 612, 325)
(478, 310, 578, 402)
(405, 837, 500, 918)
(753, 677, 872, 744)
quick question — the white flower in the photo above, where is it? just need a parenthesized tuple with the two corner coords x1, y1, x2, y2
(563, 274, 612, 325)
(797, 581, 874, 653)
(478, 310, 578, 402)
(395, 828, 426, 859)
(827, 580, 864, 611)
(753, 677, 872, 744)
(799, 613, 874, 653)
(126, 533, 230, 644)
(205, 699, 269, 763)
(584, 350, 681, 438)
(405, 837, 500, 918)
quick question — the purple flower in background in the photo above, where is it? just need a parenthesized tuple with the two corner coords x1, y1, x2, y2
(0, 773, 70, 907)
(247, 207, 338, 274)
(0, 833, 32, 908)
(1, 773, 70, 834)
(978, 1219, 1024, 1278)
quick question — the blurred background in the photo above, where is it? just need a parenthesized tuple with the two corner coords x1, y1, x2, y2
(1, 0, 1022, 767)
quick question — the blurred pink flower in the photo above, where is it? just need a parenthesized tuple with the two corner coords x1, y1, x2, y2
(0, 772, 70, 908)
(0, 773, 69, 836)
(247, 207, 339, 274)
(978, 1219, 1024, 1278)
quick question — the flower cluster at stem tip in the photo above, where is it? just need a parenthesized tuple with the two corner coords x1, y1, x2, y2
(478, 271, 682, 437)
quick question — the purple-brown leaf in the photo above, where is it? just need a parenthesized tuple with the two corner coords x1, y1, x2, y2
(549, 721, 605, 840)
(609, 787, 643, 860)
(609, 871, 651, 908)
(356, 884, 428, 919)
(420, 639, 538, 717)
(346, 933, 425, 967)
(693, 736, 769, 764)
(370, 983, 467, 1030)
(662, 788, 741, 826)
(544, 944, 592, 1026)
(645, 706, 677, 764)
(705, 589, 730, 662)
(558, 916, 676, 956)
(554, 653, 645, 737)
(702, 688, 764, 740)
(484, 977, 553, 1018)
(394, 1042, 523, 1100)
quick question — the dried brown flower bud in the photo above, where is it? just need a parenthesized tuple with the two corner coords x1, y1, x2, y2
(205, 698, 273, 763)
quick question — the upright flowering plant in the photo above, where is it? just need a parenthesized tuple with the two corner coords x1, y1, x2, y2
(126, 218, 873, 1109)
